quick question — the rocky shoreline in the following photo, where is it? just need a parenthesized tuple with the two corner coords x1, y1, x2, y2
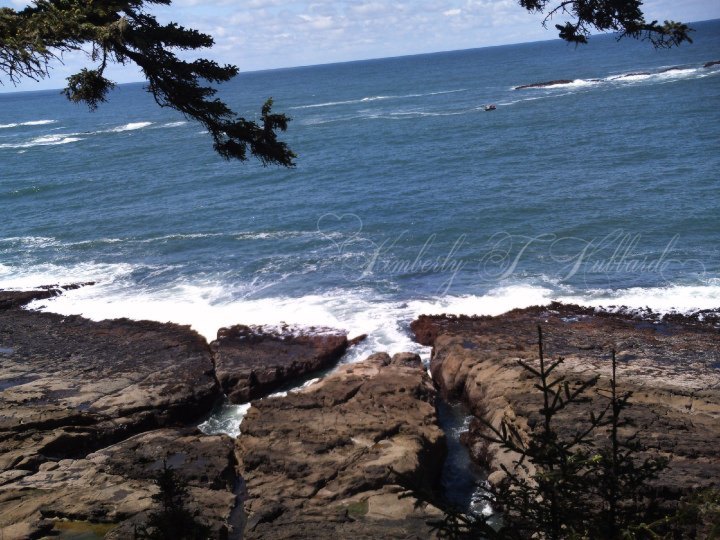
(1, 288, 718, 538)
(412, 302, 720, 497)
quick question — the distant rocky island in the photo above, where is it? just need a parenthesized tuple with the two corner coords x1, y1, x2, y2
(1, 287, 718, 538)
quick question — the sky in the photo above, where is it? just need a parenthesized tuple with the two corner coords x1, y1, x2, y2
(1, 0, 719, 92)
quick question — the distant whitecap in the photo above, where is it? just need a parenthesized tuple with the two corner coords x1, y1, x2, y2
(110, 121, 153, 132)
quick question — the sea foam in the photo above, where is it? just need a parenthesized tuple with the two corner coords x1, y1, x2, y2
(110, 121, 153, 132)
(0, 119, 56, 129)
(0, 134, 83, 149)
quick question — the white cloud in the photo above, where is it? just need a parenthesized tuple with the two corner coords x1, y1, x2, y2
(1, 0, 718, 92)
(298, 13, 336, 30)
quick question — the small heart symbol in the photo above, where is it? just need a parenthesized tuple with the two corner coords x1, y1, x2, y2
(316, 213, 363, 251)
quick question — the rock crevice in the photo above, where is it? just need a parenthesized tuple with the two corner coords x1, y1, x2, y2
(411, 303, 720, 495)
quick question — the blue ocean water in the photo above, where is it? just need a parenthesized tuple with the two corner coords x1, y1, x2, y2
(1, 20, 719, 359)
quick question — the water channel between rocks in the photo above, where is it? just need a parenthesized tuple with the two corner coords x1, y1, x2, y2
(199, 349, 490, 516)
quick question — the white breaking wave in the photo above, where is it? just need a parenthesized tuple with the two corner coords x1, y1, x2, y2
(0, 119, 56, 129)
(0, 120, 156, 150)
(560, 282, 720, 313)
(5, 271, 716, 356)
(199, 402, 251, 437)
(291, 89, 467, 110)
(157, 121, 188, 128)
(0, 236, 60, 249)
(22, 119, 57, 126)
(4, 266, 718, 434)
(110, 121, 153, 132)
(515, 65, 712, 93)
(0, 134, 83, 149)
(0, 261, 136, 290)
(609, 67, 701, 84)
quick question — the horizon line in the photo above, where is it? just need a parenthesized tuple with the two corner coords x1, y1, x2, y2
(1, 16, 717, 96)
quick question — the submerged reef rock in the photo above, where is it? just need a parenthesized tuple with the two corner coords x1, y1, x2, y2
(211, 324, 350, 403)
(514, 79, 574, 89)
(236, 352, 446, 539)
(411, 302, 720, 496)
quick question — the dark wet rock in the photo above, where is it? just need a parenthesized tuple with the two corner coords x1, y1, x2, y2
(236, 352, 446, 539)
(514, 79, 574, 89)
(411, 303, 720, 496)
(0, 429, 240, 539)
(348, 333, 368, 347)
(611, 71, 651, 79)
(211, 324, 349, 403)
(0, 289, 57, 310)
(659, 65, 686, 73)
(0, 283, 96, 311)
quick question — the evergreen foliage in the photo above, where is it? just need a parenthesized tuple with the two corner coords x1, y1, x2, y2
(134, 460, 211, 540)
(1, 2, 690, 167)
(0, 0, 295, 166)
(429, 326, 675, 539)
(519, 0, 693, 47)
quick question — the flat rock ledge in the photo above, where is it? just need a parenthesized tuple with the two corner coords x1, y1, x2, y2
(211, 324, 351, 403)
(0, 294, 238, 538)
(0, 429, 239, 539)
(411, 302, 720, 498)
(2, 290, 429, 539)
(237, 352, 447, 539)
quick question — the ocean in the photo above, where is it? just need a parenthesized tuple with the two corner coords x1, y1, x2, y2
(3, 20, 719, 355)
(3, 17, 719, 514)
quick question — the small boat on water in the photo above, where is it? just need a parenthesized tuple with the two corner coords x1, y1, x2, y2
(484, 104, 497, 111)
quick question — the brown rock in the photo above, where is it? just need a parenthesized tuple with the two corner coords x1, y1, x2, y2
(211, 325, 349, 403)
(412, 303, 720, 496)
(236, 352, 446, 539)
(0, 289, 57, 310)
(0, 308, 219, 473)
(0, 429, 240, 539)
(0, 283, 96, 311)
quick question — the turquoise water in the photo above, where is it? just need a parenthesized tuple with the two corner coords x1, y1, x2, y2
(1, 20, 719, 358)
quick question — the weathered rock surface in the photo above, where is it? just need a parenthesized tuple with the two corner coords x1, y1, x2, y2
(0, 297, 234, 538)
(211, 324, 350, 403)
(236, 352, 447, 539)
(0, 308, 220, 473)
(0, 290, 57, 311)
(0, 428, 240, 539)
(411, 303, 720, 497)
(0, 284, 95, 311)
(514, 79, 574, 89)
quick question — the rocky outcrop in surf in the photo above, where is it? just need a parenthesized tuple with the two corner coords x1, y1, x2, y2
(4, 286, 720, 538)
(236, 351, 446, 539)
(515, 60, 718, 90)
(211, 324, 352, 403)
(411, 303, 720, 495)
(514, 79, 574, 90)
(610, 71, 651, 79)
(0, 282, 94, 310)
(0, 290, 360, 538)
